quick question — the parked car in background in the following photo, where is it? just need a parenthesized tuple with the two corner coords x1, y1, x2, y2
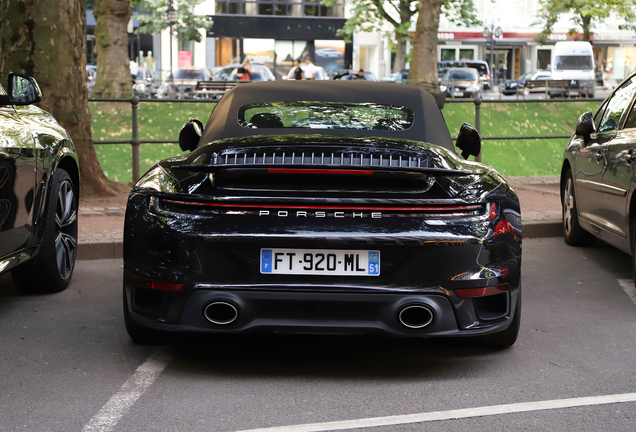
(383, 70, 410, 84)
(86, 64, 97, 95)
(438, 60, 490, 90)
(334, 70, 378, 81)
(0, 73, 80, 293)
(216, 63, 276, 81)
(442, 68, 481, 98)
(123, 81, 521, 348)
(561, 70, 636, 279)
(157, 67, 216, 99)
(500, 70, 551, 96)
(132, 67, 160, 98)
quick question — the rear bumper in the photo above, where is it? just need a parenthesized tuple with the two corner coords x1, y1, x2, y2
(125, 284, 521, 337)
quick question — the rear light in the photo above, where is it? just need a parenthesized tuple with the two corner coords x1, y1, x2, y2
(493, 220, 515, 237)
(455, 285, 508, 298)
(134, 277, 184, 292)
(267, 168, 374, 175)
(488, 203, 497, 220)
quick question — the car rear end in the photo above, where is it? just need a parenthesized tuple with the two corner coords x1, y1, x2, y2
(123, 137, 521, 339)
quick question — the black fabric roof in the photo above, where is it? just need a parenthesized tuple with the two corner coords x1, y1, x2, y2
(199, 81, 454, 152)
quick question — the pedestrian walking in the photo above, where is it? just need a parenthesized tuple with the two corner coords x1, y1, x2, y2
(286, 59, 305, 80)
(304, 57, 317, 80)
(236, 57, 253, 81)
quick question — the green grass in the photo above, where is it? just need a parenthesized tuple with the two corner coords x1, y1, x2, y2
(89, 99, 601, 182)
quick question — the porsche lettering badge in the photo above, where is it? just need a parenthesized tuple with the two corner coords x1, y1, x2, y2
(258, 210, 383, 218)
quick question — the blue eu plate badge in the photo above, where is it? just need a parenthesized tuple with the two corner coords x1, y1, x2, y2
(368, 251, 380, 275)
(261, 249, 273, 273)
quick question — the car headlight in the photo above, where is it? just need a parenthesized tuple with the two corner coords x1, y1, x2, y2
(467, 85, 479, 92)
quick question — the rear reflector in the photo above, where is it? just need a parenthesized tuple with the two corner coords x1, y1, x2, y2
(455, 285, 508, 298)
(267, 168, 374, 175)
(134, 277, 184, 292)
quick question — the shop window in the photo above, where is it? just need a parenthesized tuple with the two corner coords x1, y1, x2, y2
(459, 49, 474, 60)
(441, 49, 456, 61)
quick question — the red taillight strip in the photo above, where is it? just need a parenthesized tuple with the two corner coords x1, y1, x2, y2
(163, 200, 482, 212)
(455, 285, 508, 298)
(134, 277, 184, 292)
(267, 168, 375, 175)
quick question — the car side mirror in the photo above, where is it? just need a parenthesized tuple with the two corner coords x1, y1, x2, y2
(7, 73, 42, 106)
(455, 123, 481, 160)
(575, 111, 596, 137)
(179, 119, 204, 152)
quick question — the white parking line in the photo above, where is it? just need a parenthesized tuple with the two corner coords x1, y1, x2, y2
(237, 393, 636, 432)
(82, 347, 172, 432)
(617, 279, 636, 306)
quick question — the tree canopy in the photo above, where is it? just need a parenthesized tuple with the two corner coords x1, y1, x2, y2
(136, 0, 213, 43)
(536, 0, 636, 42)
(322, 0, 480, 72)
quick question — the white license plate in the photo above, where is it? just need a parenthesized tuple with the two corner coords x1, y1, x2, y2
(260, 248, 380, 276)
(454, 91, 464, 97)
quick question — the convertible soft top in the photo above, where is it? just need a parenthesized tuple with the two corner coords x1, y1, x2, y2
(199, 81, 454, 151)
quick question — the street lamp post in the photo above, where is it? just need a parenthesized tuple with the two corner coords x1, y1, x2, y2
(163, 1, 178, 82)
(482, 21, 502, 90)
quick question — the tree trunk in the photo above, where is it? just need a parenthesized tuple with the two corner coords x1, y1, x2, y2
(93, 0, 132, 98)
(393, 39, 408, 74)
(410, 0, 444, 94)
(581, 15, 592, 41)
(0, 0, 121, 197)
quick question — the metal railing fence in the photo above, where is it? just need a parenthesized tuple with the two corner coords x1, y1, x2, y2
(90, 95, 604, 182)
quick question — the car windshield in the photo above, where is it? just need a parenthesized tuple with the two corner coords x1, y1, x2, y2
(238, 102, 414, 131)
(446, 71, 477, 80)
(518, 72, 533, 80)
(555, 55, 593, 70)
(173, 69, 206, 79)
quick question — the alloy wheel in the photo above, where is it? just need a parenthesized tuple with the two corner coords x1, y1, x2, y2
(54, 179, 77, 280)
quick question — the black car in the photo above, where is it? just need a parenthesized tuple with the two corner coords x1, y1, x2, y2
(123, 81, 522, 347)
(0, 73, 80, 292)
(500, 70, 551, 96)
(561, 71, 636, 278)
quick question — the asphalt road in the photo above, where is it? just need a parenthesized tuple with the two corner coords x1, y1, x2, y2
(1, 237, 636, 432)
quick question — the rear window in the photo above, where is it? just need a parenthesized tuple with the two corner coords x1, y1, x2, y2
(238, 102, 414, 131)
(555, 55, 593, 70)
(446, 71, 477, 80)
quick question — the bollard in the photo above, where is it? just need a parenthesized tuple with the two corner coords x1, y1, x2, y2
(131, 96, 141, 182)
(474, 96, 482, 163)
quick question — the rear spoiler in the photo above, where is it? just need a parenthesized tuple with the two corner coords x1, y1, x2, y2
(172, 164, 473, 177)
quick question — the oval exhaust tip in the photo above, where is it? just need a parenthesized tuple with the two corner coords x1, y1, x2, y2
(204, 302, 238, 325)
(399, 305, 434, 329)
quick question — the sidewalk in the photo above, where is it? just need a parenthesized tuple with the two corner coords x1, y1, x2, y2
(77, 176, 562, 260)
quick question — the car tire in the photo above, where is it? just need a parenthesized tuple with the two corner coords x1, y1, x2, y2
(123, 290, 164, 344)
(475, 287, 521, 349)
(12, 168, 78, 293)
(562, 170, 594, 246)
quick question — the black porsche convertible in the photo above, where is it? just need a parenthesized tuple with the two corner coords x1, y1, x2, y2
(123, 81, 522, 347)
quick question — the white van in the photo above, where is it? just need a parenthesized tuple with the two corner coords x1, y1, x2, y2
(550, 41, 595, 97)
